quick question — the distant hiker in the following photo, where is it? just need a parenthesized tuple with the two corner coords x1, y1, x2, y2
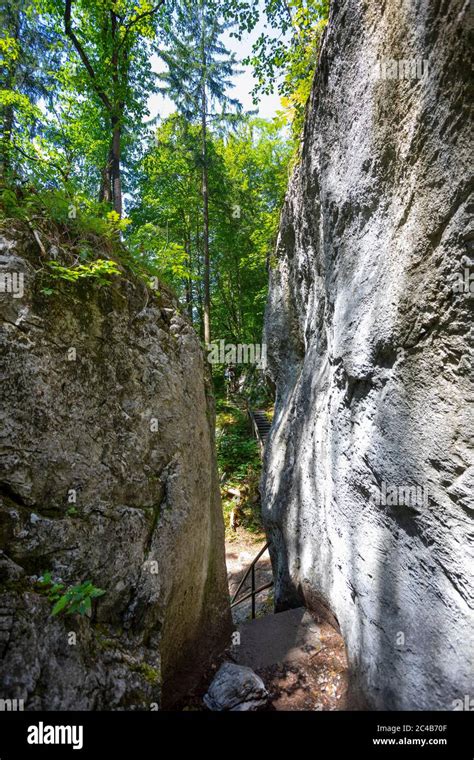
(227, 487, 241, 531)
(224, 365, 236, 398)
(224, 366, 231, 398)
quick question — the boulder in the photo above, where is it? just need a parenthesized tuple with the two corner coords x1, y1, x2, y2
(0, 228, 231, 709)
(204, 662, 268, 711)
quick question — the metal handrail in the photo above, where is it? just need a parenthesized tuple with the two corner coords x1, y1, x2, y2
(230, 541, 273, 619)
(231, 581, 273, 608)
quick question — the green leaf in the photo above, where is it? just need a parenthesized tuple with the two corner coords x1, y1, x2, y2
(51, 594, 70, 616)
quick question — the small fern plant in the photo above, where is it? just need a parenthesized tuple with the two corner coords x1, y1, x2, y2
(37, 573, 106, 617)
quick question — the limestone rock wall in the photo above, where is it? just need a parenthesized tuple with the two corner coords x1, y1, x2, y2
(262, 0, 473, 710)
(0, 229, 231, 709)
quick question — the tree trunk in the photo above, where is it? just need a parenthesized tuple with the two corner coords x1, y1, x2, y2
(98, 139, 113, 203)
(0, 8, 19, 179)
(111, 116, 122, 216)
(195, 215, 204, 341)
(184, 232, 193, 323)
(65, 2, 122, 213)
(0, 105, 14, 179)
(110, 12, 122, 217)
(201, 86, 211, 344)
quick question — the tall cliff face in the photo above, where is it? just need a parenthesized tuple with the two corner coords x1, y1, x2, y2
(0, 229, 231, 709)
(263, 0, 473, 710)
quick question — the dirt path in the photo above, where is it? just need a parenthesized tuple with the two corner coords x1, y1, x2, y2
(255, 619, 350, 711)
(224, 531, 350, 710)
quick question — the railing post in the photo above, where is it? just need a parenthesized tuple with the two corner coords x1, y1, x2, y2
(251, 564, 256, 619)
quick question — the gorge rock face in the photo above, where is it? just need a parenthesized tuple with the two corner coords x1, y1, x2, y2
(0, 229, 231, 709)
(262, 0, 473, 710)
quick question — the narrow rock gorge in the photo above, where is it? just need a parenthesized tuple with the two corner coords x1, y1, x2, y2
(0, 229, 231, 709)
(262, 0, 473, 710)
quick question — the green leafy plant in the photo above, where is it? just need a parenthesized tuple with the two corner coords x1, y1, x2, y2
(51, 581, 106, 617)
(0, 187, 25, 219)
(36, 571, 66, 603)
(47, 258, 121, 286)
(36, 573, 106, 617)
(105, 210, 132, 235)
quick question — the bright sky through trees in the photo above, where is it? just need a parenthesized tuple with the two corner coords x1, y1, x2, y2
(148, 11, 284, 122)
